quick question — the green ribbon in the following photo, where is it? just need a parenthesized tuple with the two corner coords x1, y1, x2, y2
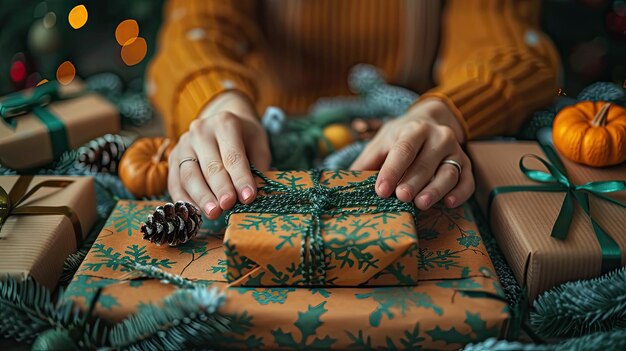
(0, 81, 69, 159)
(487, 140, 626, 273)
(226, 167, 417, 286)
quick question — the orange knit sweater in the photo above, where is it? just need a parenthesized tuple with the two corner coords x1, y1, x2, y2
(147, 0, 560, 141)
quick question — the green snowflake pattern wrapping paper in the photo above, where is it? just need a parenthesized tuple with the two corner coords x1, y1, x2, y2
(224, 170, 419, 287)
(63, 200, 510, 350)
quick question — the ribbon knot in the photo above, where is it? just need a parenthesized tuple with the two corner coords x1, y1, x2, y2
(308, 186, 332, 211)
(0, 81, 72, 160)
(0, 81, 60, 122)
(0, 176, 83, 245)
(226, 167, 417, 285)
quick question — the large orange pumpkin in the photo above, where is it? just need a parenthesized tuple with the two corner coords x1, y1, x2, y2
(553, 102, 626, 167)
(119, 137, 174, 197)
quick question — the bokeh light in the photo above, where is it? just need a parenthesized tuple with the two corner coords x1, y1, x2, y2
(10, 61, 26, 82)
(116, 19, 139, 46)
(68, 5, 88, 29)
(121, 37, 147, 66)
(56, 61, 76, 85)
(37, 79, 49, 87)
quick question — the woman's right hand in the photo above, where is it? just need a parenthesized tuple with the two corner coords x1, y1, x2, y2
(168, 92, 271, 220)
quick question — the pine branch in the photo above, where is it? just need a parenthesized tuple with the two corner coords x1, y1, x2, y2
(0, 276, 106, 346)
(122, 261, 200, 289)
(108, 286, 230, 351)
(463, 329, 626, 351)
(531, 266, 626, 337)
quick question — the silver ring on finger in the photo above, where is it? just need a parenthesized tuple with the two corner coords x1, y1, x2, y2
(179, 157, 198, 169)
(440, 159, 462, 177)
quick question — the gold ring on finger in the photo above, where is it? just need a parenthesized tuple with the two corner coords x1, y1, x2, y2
(179, 157, 198, 169)
(441, 159, 462, 177)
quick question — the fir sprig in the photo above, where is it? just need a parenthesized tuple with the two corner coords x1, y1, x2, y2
(0, 276, 105, 346)
(531, 266, 626, 337)
(109, 286, 230, 351)
(463, 329, 626, 351)
(122, 261, 199, 289)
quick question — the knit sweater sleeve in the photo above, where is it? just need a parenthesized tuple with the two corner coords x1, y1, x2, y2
(147, 0, 263, 138)
(420, 0, 561, 140)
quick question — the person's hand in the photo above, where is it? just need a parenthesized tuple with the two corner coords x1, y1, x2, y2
(351, 98, 474, 210)
(168, 92, 271, 220)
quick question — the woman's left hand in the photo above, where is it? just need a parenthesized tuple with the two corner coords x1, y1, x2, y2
(350, 98, 474, 210)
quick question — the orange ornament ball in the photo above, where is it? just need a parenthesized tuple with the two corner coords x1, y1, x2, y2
(318, 123, 355, 155)
(552, 101, 626, 167)
(119, 137, 175, 197)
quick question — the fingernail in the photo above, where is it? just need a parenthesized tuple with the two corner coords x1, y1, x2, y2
(241, 187, 254, 202)
(219, 194, 233, 209)
(418, 194, 431, 209)
(446, 196, 456, 208)
(204, 202, 218, 217)
(378, 181, 390, 197)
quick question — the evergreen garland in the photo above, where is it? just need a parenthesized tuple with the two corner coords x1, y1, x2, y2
(1, 266, 231, 349)
(0, 276, 105, 347)
(531, 266, 626, 338)
(463, 329, 626, 351)
(109, 286, 229, 351)
(122, 261, 199, 289)
(577, 82, 626, 104)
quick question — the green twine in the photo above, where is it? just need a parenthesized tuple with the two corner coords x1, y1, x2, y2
(226, 167, 417, 286)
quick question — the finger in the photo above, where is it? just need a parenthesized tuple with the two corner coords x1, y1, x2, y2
(414, 159, 462, 210)
(395, 128, 456, 202)
(199, 141, 238, 212)
(179, 155, 221, 219)
(350, 140, 386, 171)
(247, 135, 272, 171)
(377, 127, 427, 198)
(168, 155, 194, 204)
(214, 113, 256, 204)
(443, 159, 475, 208)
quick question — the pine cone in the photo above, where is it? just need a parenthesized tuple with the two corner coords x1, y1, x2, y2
(141, 201, 203, 246)
(76, 134, 128, 173)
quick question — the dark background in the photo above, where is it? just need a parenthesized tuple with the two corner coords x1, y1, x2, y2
(1, 0, 625, 97)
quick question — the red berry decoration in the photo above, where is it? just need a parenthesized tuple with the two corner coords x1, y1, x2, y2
(141, 201, 203, 246)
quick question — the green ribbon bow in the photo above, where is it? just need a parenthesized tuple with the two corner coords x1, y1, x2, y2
(0, 81, 69, 159)
(0, 175, 83, 245)
(488, 138, 625, 273)
(226, 167, 417, 286)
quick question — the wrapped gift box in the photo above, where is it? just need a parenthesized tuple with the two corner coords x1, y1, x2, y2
(0, 81, 119, 170)
(64, 200, 510, 350)
(225, 170, 419, 287)
(0, 175, 97, 290)
(467, 136, 626, 301)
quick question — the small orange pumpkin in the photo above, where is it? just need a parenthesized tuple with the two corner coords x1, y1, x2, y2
(553, 102, 626, 167)
(119, 137, 174, 197)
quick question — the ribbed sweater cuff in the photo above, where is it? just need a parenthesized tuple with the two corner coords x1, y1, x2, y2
(174, 68, 257, 137)
(421, 79, 509, 141)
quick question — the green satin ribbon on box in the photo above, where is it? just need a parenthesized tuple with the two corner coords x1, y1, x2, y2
(0, 81, 69, 160)
(487, 138, 626, 273)
(0, 175, 83, 245)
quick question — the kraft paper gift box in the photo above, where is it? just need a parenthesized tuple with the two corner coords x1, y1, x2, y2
(64, 200, 511, 350)
(224, 169, 419, 287)
(467, 135, 626, 301)
(0, 175, 97, 290)
(0, 80, 119, 170)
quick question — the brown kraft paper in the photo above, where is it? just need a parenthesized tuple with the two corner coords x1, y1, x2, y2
(0, 176, 97, 290)
(0, 82, 120, 170)
(467, 141, 626, 301)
